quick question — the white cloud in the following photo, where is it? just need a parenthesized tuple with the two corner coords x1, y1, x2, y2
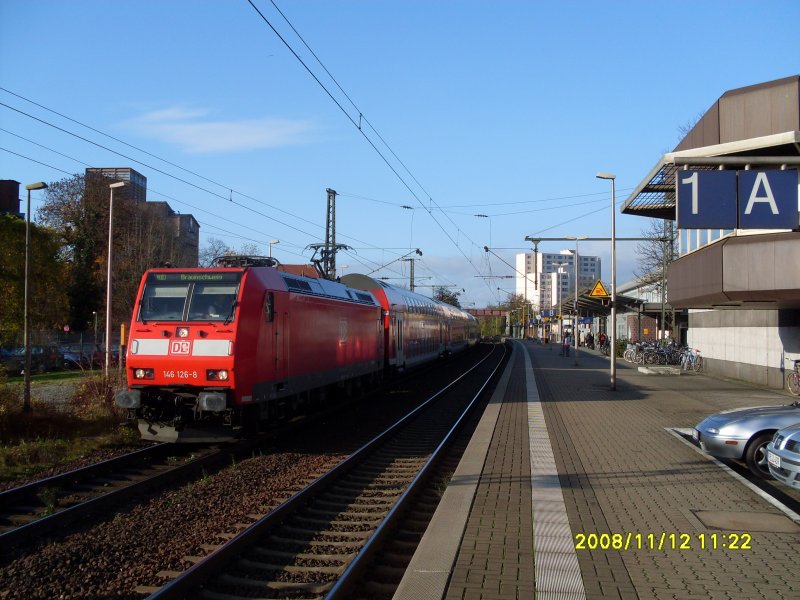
(125, 106, 317, 153)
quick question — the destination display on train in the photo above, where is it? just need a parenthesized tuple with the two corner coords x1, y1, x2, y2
(148, 272, 242, 283)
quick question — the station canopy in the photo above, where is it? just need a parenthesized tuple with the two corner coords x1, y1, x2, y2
(621, 131, 800, 220)
(552, 286, 642, 318)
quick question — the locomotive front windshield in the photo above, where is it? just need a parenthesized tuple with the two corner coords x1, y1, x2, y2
(138, 272, 242, 322)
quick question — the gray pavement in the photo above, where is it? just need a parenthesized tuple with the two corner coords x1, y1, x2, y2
(397, 339, 800, 599)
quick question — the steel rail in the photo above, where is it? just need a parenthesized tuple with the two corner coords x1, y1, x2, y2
(326, 343, 508, 599)
(0, 443, 168, 508)
(0, 444, 226, 549)
(147, 343, 504, 600)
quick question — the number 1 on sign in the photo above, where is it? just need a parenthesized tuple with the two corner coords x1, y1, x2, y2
(681, 172, 699, 214)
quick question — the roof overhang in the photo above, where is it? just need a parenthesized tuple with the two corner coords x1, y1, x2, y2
(621, 131, 800, 220)
(667, 231, 800, 309)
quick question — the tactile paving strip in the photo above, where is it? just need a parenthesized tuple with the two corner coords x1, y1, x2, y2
(523, 342, 587, 599)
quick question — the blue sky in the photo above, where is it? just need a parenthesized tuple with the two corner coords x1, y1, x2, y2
(2, 0, 798, 308)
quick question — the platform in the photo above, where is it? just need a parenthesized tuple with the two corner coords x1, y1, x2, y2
(394, 339, 800, 600)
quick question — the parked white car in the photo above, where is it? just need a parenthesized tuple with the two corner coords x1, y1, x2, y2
(767, 424, 800, 489)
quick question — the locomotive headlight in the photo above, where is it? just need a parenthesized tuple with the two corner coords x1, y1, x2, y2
(134, 368, 154, 379)
(176, 327, 190, 338)
(206, 369, 230, 381)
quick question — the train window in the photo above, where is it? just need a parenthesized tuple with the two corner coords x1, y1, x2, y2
(188, 283, 239, 322)
(263, 292, 274, 323)
(139, 284, 190, 321)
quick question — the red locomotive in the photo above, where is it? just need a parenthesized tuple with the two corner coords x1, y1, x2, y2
(116, 257, 478, 442)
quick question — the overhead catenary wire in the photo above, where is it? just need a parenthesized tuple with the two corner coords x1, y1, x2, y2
(2, 141, 414, 281)
(1, 73, 629, 303)
(0, 97, 420, 265)
(244, 0, 495, 297)
(0, 92, 428, 264)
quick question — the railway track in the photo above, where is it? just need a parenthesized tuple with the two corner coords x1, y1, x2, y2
(0, 348, 483, 558)
(144, 343, 507, 599)
(0, 442, 227, 550)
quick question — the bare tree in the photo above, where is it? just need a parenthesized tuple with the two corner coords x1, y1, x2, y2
(198, 239, 265, 267)
(634, 218, 677, 283)
(199, 238, 232, 267)
(37, 173, 192, 331)
(433, 286, 462, 308)
(635, 218, 678, 337)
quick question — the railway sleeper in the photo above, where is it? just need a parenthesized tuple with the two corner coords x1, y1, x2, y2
(332, 478, 407, 490)
(316, 496, 395, 511)
(288, 515, 382, 529)
(251, 546, 355, 563)
(236, 558, 344, 575)
(267, 534, 363, 550)
(347, 465, 420, 481)
(358, 463, 420, 475)
(217, 573, 333, 593)
(304, 507, 387, 520)
(275, 524, 372, 540)
(4, 513, 38, 525)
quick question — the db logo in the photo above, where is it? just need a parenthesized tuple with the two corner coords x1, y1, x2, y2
(170, 340, 191, 355)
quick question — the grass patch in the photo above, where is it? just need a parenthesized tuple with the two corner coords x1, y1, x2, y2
(0, 369, 141, 484)
(3, 368, 104, 385)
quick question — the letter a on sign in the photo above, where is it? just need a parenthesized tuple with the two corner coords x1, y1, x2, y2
(739, 170, 799, 229)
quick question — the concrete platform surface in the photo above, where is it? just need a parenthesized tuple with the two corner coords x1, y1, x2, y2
(395, 339, 800, 600)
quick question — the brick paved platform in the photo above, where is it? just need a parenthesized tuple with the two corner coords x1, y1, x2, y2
(395, 339, 800, 600)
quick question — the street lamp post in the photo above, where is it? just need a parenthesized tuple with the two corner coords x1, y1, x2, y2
(268, 239, 280, 258)
(106, 181, 126, 377)
(23, 182, 48, 413)
(566, 236, 588, 366)
(553, 262, 567, 347)
(596, 172, 617, 390)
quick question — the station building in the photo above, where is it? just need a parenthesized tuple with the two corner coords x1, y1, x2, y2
(622, 75, 800, 389)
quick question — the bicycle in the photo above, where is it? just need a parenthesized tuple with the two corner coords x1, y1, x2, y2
(787, 360, 800, 396)
(681, 348, 703, 372)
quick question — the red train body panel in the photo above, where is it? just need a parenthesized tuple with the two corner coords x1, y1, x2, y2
(116, 264, 477, 442)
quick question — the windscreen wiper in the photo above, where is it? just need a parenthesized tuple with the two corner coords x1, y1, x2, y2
(223, 301, 238, 325)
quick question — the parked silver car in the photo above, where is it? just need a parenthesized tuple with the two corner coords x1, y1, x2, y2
(767, 423, 800, 489)
(694, 402, 800, 478)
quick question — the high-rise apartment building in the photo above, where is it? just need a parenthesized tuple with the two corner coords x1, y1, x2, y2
(515, 251, 601, 310)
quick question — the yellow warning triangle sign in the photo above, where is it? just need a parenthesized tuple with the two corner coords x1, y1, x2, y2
(589, 279, 610, 298)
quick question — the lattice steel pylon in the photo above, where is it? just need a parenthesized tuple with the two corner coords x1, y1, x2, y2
(307, 188, 351, 280)
(323, 188, 337, 279)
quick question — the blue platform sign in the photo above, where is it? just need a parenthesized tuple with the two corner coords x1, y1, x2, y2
(738, 170, 799, 229)
(677, 169, 799, 229)
(676, 170, 737, 229)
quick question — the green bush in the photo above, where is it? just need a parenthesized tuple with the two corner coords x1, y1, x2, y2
(0, 371, 138, 483)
